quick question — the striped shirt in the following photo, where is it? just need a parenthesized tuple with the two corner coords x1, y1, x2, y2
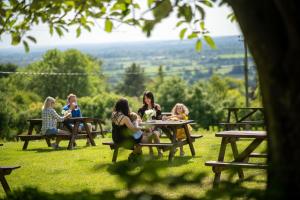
(41, 108, 64, 134)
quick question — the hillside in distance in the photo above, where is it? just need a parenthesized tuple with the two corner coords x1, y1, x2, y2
(0, 36, 256, 84)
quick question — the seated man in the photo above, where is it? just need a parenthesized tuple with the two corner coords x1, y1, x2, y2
(62, 93, 92, 146)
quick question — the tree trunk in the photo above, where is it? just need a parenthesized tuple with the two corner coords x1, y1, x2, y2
(226, 0, 300, 199)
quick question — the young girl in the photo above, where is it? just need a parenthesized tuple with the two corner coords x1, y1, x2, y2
(42, 97, 70, 149)
(167, 103, 191, 156)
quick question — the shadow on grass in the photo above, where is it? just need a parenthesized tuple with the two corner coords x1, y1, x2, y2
(18, 146, 90, 153)
(92, 155, 195, 172)
(3, 161, 266, 200)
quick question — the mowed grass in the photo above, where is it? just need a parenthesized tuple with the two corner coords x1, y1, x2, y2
(0, 130, 267, 198)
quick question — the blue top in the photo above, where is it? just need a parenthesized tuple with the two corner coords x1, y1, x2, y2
(63, 104, 82, 117)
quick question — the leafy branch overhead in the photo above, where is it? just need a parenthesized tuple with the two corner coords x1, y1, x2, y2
(0, 0, 217, 52)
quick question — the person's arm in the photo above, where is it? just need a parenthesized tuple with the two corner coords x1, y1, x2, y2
(122, 116, 141, 132)
(155, 104, 162, 120)
(50, 109, 66, 122)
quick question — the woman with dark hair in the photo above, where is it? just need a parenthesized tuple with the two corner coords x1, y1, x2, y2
(112, 98, 144, 161)
(138, 91, 163, 158)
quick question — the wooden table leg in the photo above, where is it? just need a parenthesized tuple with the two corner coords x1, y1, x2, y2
(23, 123, 34, 150)
(184, 124, 195, 156)
(68, 122, 79, 150)
(234, 138, 264, 162)
(112, 146, 119, 163)
(213, 137, 228, 187)
(84, 122, 96, 146)
(230, 138, 244, 180)
(0, 175, 11, 195)
(168, 127, 177, 162)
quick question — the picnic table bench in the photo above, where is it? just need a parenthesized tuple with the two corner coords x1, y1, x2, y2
(17, 117, 107, 150)
(0, 166, 20, 195)
(218, 107, 265, 130)
(103, 120, 203, 162)
(205, 130, 267, 187)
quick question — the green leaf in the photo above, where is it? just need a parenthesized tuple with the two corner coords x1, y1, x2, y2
(142, 20, 155, 37)
(49, 24, 54, 35)
(26, 36, 37, 43)
(105, 18, 113, 32)
(200, 21, 205, 30)
(55, 27, 63, 37)
(179, 28, 187, 40)
(176, 20, 185, 27)
(11, 32, 21, 45)
(23, 40, 29, 52)
(83, 24, 91, 32)
(188, 32, 198, 39)
(153, 0, 172, 21)
(195, 39, 202, 52)
(76, 27, 81, 37)
(147, 0, 154, 7)
(199, 0, 213, 7)
(196, 5, 205, 20)
(204, 35, 216, 49)
(179, 4, 192, 22)
(133, 3, 140, 9)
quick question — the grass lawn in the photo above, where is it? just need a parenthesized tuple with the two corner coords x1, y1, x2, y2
(0, 130, 267, 199)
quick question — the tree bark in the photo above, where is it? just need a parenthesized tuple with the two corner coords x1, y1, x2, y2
(226, 0, 300, 199)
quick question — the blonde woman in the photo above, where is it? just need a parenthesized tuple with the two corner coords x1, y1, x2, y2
(42, 96, 71, 149)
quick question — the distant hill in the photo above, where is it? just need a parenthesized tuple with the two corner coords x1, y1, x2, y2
(0, 36, 256, 84)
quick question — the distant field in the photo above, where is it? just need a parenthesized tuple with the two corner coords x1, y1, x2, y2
(0, 130, 266, 198)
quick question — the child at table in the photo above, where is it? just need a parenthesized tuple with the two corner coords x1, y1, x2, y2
(166, 103, 191, 156)
(129, 112, 143, 140)
(42, 96, 71, 149)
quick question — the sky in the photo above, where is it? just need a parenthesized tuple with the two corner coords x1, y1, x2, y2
(0, 4, 241, 48)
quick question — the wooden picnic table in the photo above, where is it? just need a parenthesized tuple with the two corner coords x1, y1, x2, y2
(0, 166, 20, 195)
(17, 117, 105, 150)
(140, 120, 202, 161)
(220, 107, 265, 130)
(205, 130, 267, 187)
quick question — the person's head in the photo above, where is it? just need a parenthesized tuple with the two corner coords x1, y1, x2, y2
(42, 96, 56, 110)
(114, 98, 130, 117)
(129, 112, 139, 122)
(67, 93, 77, 104)
(143, 91, 155, 107)
(172, 103, 189, 115)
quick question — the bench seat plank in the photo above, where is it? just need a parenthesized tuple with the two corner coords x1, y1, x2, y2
(205, 161, 267, 169)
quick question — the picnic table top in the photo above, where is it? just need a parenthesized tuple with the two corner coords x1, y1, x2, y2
(216, 130, 267, 139)
(224, 107, 264, 110)
(140, 119, 194, 126)
(27, 117, 101, 123)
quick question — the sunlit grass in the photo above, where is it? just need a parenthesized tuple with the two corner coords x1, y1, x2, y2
(0, 130, 266, 198)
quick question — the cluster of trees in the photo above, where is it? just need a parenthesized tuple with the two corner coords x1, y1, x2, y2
(0, 49, 262, 139)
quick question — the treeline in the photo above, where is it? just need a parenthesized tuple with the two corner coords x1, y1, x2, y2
(0, 49, 262, 139)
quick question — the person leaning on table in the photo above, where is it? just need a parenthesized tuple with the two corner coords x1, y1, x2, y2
(112, 98, 146, 162)
(41, 96, 71, 149)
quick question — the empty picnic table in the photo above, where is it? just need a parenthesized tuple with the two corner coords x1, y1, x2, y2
(205, 130, 267, 187)
(17, 117, 105, 150)
(219, 107, 265, 130)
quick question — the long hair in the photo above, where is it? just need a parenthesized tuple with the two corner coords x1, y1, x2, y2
(42, 96, 55, 110)
(142, 91, 155, 108)
(171, 103, 189, 115)
(114, 98, 130, 117)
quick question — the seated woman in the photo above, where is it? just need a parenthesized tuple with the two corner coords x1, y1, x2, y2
(41, 96, 71, 149)
(112, 98, 145, 161)
(138, 91, 163, 158)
